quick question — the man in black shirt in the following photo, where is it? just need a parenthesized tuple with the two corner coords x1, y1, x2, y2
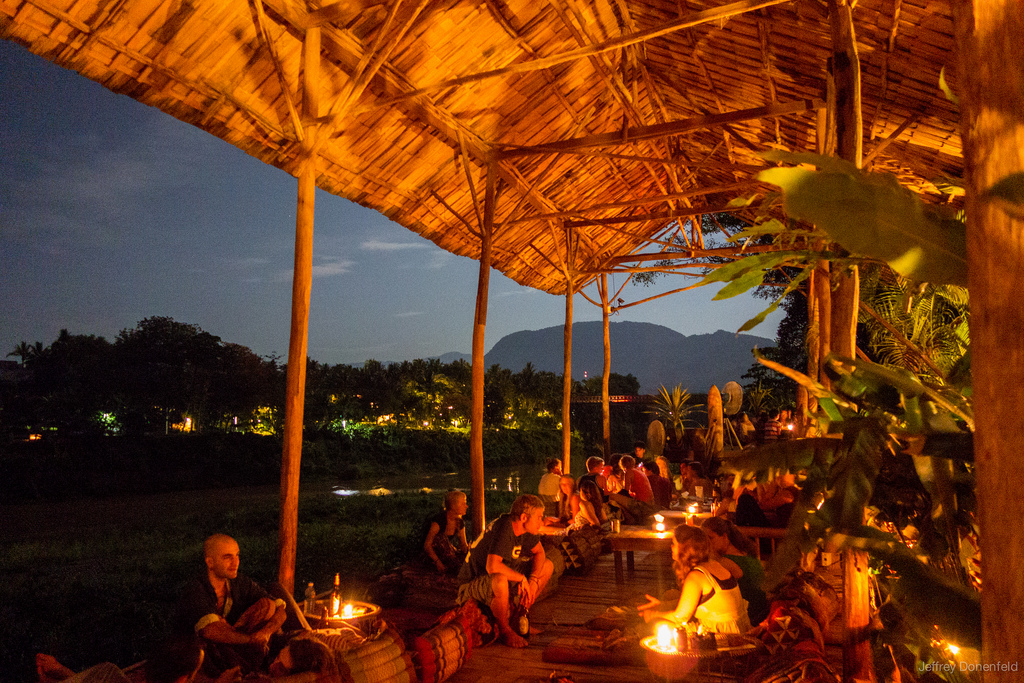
(456, 495, 553, 647)
(173, 534, 286, 674)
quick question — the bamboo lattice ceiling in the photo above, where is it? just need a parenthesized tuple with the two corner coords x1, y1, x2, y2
(0, 0, 963, 295)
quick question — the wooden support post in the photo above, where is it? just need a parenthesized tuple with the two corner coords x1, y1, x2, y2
(470, 164, 496, 537)
(562, 271, 574, 475)
(828, 2, 871, 680)
(954, 0, 1024, 671)
(278, 154, 316, 595)
(278, 27, 322, 595)
(805, 269, 820, 430)
(600, 274, 612, 460)
(707, 385, 723, 465)
(813, 260, 832, 390)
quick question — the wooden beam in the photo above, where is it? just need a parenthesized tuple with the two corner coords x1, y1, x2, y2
(498, 99, 824, 159)
(248, 0, 305, 142)
(470, 163, 497, 538)
(564, 202, 754, 228)
(306, 0, 386, 28)
(355, 0, 798, 113)
(862, 112, 920, 167)
(502, 181, 761, 225)
(606, 243, 780, 266)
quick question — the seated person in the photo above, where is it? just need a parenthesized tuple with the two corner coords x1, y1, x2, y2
(601, 454, 625, 495)
(638, 525, 750, 634)
(645, 459, 673, 509)
(757, 473, 800, 527)
(606, 455, 656, 525)
(456, 495, 554, 648)
(537, 459, 563, 516)
(173, 534, 287, 675)
(577, 455, 608, 502)
(701, 517, 769, 624)
(37, 638, 216, 683)
(569, 479, 607, 531)
(268, 636, 338, 678)
(423, 490, 471, 574)
(555, 475, 580, 525)
(679, 461, 714, 498)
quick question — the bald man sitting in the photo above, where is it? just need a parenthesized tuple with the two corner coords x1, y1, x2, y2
(173, 534, 286, 675)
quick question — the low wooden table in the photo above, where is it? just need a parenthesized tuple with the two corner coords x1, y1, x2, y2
(606, 526, 672, 584)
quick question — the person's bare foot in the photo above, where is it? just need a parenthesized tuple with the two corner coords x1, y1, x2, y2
(500, 630, 529, 648)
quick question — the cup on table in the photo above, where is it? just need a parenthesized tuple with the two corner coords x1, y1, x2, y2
(611, 518, 621, 533)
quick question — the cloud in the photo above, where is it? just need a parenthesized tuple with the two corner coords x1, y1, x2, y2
(393, 311, 425, 318)
(312, 258, 354, 277)
(361, 240, 430, 252)
(274, 257, 353, 282)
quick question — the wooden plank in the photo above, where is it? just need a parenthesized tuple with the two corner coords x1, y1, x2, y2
(498, 99, 825, 159)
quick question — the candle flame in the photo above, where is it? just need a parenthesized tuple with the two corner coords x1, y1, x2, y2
(342, 603, 354, 619)
(656, 623, 675, 650)
(655, 522, 666, 531)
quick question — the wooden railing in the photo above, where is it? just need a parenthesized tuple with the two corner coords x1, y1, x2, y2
(735, 526, 788, 561)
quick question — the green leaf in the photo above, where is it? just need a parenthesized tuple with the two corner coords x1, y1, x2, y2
(939, 67, 960, 105)
(757, 162, 968, 285)
(713, 268, 768, 300)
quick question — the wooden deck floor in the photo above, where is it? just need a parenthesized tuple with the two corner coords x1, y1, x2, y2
(448, 549, 696, 683)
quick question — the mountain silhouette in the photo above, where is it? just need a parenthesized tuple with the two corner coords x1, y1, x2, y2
(478, 321, 772, 394)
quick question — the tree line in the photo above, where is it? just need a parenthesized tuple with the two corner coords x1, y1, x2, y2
(2, 316, 641, 439)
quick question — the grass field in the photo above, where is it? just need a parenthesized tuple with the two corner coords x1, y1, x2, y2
(0, 484, 518, 683)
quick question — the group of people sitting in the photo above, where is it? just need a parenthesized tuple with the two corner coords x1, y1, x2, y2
(38, 534, 339, 683)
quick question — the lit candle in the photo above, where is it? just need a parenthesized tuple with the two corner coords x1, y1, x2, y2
(687, 504, 698, 514)
(653, 514, 666, 532)
(342, 603, 354, 619)
(656, 622, 675, 650)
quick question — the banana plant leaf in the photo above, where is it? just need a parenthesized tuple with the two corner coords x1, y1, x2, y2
(758, 151, 967, 286)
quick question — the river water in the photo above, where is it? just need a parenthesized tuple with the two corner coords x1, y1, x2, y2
(332, 465, 539, 498)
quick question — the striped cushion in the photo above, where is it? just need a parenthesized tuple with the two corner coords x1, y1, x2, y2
(311, 626, 417, 683)
(411, 615, 472, 683)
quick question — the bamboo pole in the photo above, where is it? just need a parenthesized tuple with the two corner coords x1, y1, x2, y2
(278, 154, 316, 595)
(827, 1, 871, 678)
(600, 274, 612, 460)
(813, 260, 831, 391)
(562, 266, 575, 475)
(954, 0, 1024, 672)
(470, 164, 496, 537)
(278, 27, 321, 595)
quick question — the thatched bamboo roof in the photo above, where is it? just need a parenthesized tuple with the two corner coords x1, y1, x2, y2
(1, 0, 962, 294)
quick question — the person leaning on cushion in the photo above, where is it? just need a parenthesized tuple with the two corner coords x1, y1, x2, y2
(36, 637, 238, 683)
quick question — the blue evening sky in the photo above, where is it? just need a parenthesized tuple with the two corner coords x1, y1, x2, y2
(1, 39, 783, 366)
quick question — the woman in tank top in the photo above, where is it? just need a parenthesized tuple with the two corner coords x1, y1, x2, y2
(638, 525, 751, 634)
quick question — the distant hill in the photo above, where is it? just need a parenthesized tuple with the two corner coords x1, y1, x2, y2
(434, 351, 471, 364)
(482, 321, 772, 394)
